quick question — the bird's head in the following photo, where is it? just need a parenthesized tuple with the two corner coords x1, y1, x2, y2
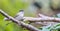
(19, 9, 24, 12)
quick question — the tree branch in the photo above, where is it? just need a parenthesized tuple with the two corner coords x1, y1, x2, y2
(24, 13, 60, 22)
(34, 22, 58, 26)
(0, 9, 41, 31)
(24, 16, 60, 22)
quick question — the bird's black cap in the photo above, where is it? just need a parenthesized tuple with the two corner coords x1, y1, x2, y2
(19, 9, 24, 12)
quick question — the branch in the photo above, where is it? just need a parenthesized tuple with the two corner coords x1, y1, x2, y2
(38, 13, 50, 18)
(0, 9, 41, 31)
(24, 16, 60, 22)
(34, 22, 58, 26)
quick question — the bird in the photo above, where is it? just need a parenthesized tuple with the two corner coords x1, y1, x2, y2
(14, 9, 24, 21)
(4, 9, 24, 21)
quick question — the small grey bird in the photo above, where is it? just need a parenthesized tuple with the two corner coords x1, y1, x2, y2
(4, 9, 24, 21)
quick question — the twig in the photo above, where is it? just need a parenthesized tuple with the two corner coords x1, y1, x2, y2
(0, 9, 41, 31)
(34, 22, 58, 26)
(24, 16, 60, 22)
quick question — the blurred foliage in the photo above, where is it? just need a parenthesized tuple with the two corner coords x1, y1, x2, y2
(50, 0, 60, 9)
(39, 23, 60, 31)
(0, 0, 29, 16)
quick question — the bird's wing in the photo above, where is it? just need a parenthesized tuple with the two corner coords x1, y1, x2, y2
(14, 13, 19, 18)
